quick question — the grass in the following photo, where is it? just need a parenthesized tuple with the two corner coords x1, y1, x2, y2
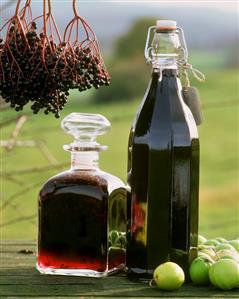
(0, 69, 238, 241)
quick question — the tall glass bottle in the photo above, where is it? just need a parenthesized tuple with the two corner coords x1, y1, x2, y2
(126, 20, 199, 280)
(37, 113, 126, 277)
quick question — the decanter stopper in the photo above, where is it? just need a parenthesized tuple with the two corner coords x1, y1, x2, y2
(61, 113, 111, 152)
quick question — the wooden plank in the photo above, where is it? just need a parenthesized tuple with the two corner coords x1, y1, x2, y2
(0, 240, 35, 245)
(0, 272, 131, 285)
(0, 242, 239, 298)
(0, 265, 238, 298)
(0, 283, 238, 297)
(0, 242, 36, 253)
(5, 298, 229, 299)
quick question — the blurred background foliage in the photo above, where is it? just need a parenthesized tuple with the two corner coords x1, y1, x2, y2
(93, 16, 239, 103)
(1, 1, 238, 240)
(92, 18, 152, 102)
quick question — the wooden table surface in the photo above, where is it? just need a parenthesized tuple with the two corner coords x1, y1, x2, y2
(0, 241, 238, 298)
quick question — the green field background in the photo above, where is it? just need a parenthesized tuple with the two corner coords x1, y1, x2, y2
(1, 68, 238, 241)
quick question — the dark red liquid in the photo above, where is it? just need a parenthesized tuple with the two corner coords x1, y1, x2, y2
(108, 247, 126, 269)
(38, 171, 125, 272)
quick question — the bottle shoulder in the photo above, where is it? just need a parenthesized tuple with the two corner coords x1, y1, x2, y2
(132, 73, 199, 142)
(98, 170, 126, 193)
(39, 169, 126, 198)
(41, 169, 105, 185)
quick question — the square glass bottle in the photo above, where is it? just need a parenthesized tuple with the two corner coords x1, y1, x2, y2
(37, 113, 126, 277)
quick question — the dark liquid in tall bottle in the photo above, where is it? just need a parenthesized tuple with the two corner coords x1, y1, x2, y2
(126, 70, 199, 280)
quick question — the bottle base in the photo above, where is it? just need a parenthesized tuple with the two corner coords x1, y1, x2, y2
(36, 263, 125, 277)
(126, 267, 154, 282)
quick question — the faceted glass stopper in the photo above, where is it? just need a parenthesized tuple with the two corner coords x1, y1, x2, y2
(61, 113, 111, 151)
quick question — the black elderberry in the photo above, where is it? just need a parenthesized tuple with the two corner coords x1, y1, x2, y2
(0, 20, 110, 118)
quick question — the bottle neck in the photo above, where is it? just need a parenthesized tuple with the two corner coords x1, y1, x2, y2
(152, 68, 178, 80)
(152, 58, 178, 72)
(70, 151, 99, 171)
(151, 69, 182, 101)
(151, 30, 180, 72)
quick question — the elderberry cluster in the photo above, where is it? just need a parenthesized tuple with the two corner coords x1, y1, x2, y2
(0, 22, 110, 118)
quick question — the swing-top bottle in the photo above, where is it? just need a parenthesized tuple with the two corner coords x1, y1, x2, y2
(126, 20, 199, 280)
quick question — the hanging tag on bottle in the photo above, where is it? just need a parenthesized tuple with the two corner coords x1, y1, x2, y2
(182, 86, 203, 126)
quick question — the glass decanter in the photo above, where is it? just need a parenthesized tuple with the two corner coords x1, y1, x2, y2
(37, 113, 127, 277)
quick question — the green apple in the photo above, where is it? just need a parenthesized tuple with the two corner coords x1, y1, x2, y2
(215, 237, 228, 243)
(189, 256, 213, 285)
(203, 239, 220, 247)
(228, 240, 239, 253)
(115, 235, 126, 248)
(216, 249, 239, 263)
(200, 248, 218, 261)
(198, 251, 214, 261)
(215, 243, 237, 252)
(198, 244, 213, 251)
(153, 262, 185, 291)
(198, 235, 207, 245)
(109, 230, 119, 246)
(209, 259, 239, 290)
